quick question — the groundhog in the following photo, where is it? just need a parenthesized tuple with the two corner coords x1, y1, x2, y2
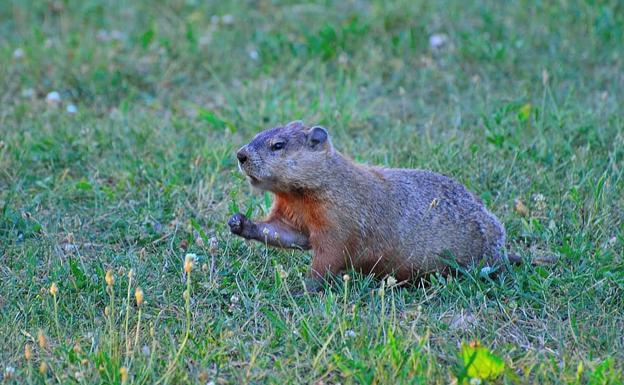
(228, 120, 517, 290)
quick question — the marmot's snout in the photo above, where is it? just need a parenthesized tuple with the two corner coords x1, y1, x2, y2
(236, 145, 257, 181)
(236, 146, 248, 164)
(236, 144, 269, 188)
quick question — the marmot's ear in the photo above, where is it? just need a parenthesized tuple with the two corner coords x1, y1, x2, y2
(285, 120, 304, 130)
(307, 126, 329, 148)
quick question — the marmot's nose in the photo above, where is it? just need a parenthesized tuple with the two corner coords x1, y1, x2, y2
(236, 147, 248, 164)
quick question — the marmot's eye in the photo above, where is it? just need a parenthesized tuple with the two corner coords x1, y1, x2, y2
(271, 142, 285, 151)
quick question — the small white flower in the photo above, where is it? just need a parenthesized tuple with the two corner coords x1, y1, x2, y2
(185, 253, 198, 262)
(4, 366, 15, 379)
(21, 88, 35, 98)
(46, 91, 61, 104)
(199, 34, 212, 46)
(469, 378, 482, 385)
(66, 104, 78, 114)
(248, 50, 259, 61)
(221, 14, 234, 25)
(110, 30, 125, 41)
(206, 381, 216, 385)
(533, 193, 547, 212)
(542, 68, 549, 85)
(386, 276, 397, 286)
(345, 329, 356, 338)
(96, 29, 109, 41)
(429, 33, 448, 49)
(548, 219, 556, 230)
(230, 294, 239, 304)
(141, 345, 150, 356)
(13, 48, 24, 59)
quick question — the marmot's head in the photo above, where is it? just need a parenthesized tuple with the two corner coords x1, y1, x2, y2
(236, 121, 333, 192)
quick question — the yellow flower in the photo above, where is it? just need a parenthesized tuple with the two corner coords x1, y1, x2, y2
(49, 282, 58, 296)
(24, 344, 32, 361)
(135, 287, 144, 306)
(514, 198, 528, 217)
(37, 330, 47, 349)
(518, 103, 531, 122)
(184, 254, 195, 273)
(276, 264, 288, 279)
(39, 362, 48, 375)
(105, 270, 114, 287)
(119, 367, 128, 383)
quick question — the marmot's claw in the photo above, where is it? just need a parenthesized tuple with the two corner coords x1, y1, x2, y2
(228, 213, 246, 235)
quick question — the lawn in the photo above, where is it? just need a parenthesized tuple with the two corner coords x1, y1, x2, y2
(1, 0, 623, 383)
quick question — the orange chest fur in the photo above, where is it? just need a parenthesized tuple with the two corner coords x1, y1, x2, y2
(274, 192, 328, 234)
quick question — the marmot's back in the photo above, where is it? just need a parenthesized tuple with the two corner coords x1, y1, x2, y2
(378, 168, 506, 272)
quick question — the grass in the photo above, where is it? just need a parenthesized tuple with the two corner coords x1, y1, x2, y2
(1, 0, 623, 383)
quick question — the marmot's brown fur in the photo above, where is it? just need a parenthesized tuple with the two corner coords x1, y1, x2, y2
(229, 121, 516, 290)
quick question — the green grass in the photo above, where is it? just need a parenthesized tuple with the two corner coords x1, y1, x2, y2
(1, 0, 623, 383)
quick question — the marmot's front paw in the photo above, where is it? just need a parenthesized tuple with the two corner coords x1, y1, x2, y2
(228, 213, 248, 235)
